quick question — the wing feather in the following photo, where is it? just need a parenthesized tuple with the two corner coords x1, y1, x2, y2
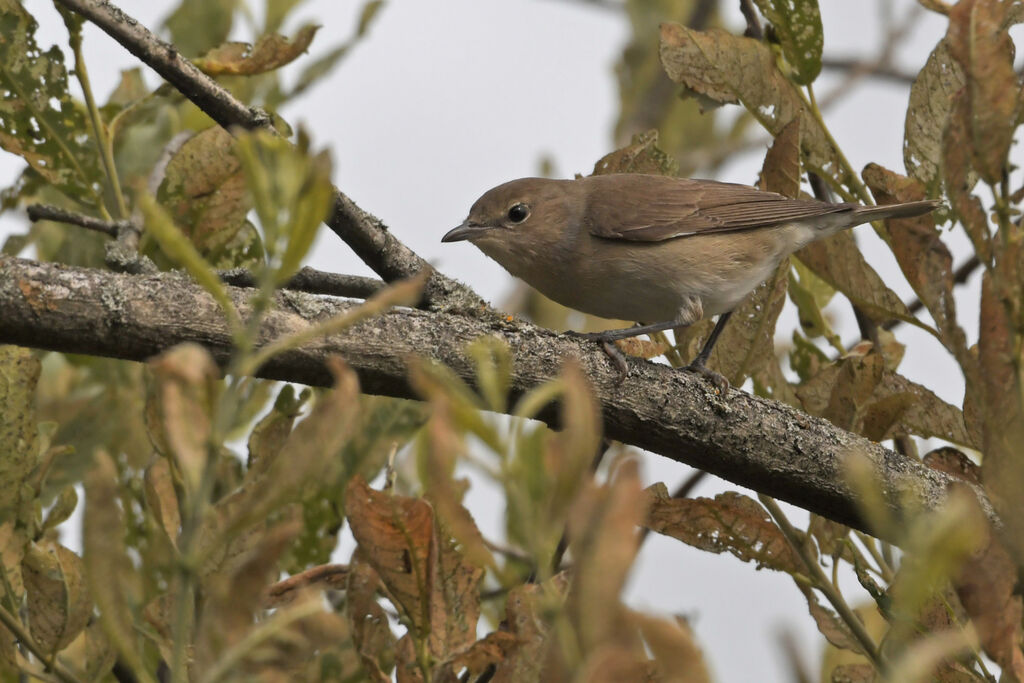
(582, 174, 857, 242)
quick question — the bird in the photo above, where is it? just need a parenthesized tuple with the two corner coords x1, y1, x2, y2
(442, 173, 938, 385)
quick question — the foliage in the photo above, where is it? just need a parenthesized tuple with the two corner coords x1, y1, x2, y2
(0, 0, 1022, 682)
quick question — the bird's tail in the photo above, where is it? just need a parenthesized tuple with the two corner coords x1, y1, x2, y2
(850, 199, 942, 223)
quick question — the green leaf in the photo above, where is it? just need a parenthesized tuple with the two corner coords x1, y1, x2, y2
(0, 0, 102, 206)
(139, 192, 242, 333)
(163, 0, 237, 58)
(753, 0, 823, 85)
(285, 0, 386, 100)
(659, 23, 848, 190)
(234, 129, 333, 285)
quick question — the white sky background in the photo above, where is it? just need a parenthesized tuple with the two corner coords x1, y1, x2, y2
(4, 0, 1020, 680)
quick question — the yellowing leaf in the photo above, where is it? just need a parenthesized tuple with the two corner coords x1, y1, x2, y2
(23, 540, 91, 654)
(148, 344, 219, 497)
(946, 0, 1022, 184)
(156, 126, 254, 262)
(904, 40, 964, 194)
(0, 345, 39, 521)
(659, 23, 846, 189)
(863, 164, 967, 365)
(0, 0, 102, 205)
(84, 451, 144, 674)
(592, 129, 679, 177)
(194, 25, 319, 76)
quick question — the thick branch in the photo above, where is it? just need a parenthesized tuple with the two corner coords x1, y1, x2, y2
(0, 256, 990, 538)
(51, 0, 474, 308)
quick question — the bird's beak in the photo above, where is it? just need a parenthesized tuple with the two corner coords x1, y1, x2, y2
(442, 221, 487, 243)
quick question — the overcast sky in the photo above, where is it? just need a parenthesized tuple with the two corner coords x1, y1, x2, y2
(3, 1, 1018, 680)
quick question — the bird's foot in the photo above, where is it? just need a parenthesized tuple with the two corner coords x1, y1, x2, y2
(685, 361, 729, 395)
(565, 329, 614, 343)
(566, 331, 630, 383)
(600, 340, 630, 384)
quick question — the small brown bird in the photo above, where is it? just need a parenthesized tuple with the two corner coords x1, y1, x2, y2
(443, 174, 937, 381)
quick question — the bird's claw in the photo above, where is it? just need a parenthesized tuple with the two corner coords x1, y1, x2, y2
(600, 340, 630, 385)
(686, 361, 730, 395)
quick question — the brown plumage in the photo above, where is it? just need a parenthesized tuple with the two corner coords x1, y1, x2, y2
(443, 173, 938, 378)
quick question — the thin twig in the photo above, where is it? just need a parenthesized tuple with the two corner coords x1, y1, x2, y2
(759, 495, 886, 669)
(820, 58, 917, 85)
(26, 203, 386, 299)
(51, 0, 477, 310)
(882, 255, 981, 330)
(220, 267, 384, 299)
(738, 0, 763, 39)
(263, 564, 349, 607)
(26, 204, 127, 236)
(0, 602, 84, 683)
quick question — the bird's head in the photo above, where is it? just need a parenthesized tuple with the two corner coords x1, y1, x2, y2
(442, 178, 577, 255)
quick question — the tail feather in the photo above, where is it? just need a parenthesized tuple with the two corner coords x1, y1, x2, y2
(851, 199, 942, 223)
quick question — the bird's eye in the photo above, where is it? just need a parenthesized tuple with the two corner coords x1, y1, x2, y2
(507, 203, 530, 224)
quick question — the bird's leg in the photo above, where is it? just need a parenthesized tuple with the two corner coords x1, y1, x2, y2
(566, 319, 684, 342)
(686, 311, 733, 393)
(566, 320, 682, 384)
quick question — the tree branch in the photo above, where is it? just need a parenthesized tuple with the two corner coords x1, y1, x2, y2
(50, 0, 475, 309)
(0, 256, 993, 540)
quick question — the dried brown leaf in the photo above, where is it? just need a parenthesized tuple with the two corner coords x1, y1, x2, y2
(0, 345, 40, 520)
(346, 557, 396, 682)
(759, 118, 802, 197)
(947, 0, 1022, 183)
(345, 476, 435, 636)
(144, 457, 180, 550)
(942, 90, 992, 265)
(645, 487, 802, 574)
(22, 540, 91, 654)
(148, 344, 218, 494)
(796, 232, 920, 327)
(84, 451, 144, 672)
(194, 25, 319, 76)
(829, 663, 876, 682)
(490, 575, 569, 682)
(157, 126, 252, 258)
(659, 23, 846, 188)
(928, 450, 1024, 679)
(904, 40, 964, 193)
(978, 272, 1024, 563)
(863, 164, 967, 363)
(633, 611, 712, 683)
(799, 584, 866, 655)
(592, 129, 679, 177)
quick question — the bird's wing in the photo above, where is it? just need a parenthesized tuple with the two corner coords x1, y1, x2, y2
(583, 175, 856, 242)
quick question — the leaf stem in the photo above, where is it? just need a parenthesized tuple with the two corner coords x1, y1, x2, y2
(0, 602, 84, 683)
(759, 495, 885, 669)
(67, 19, 129, 219)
